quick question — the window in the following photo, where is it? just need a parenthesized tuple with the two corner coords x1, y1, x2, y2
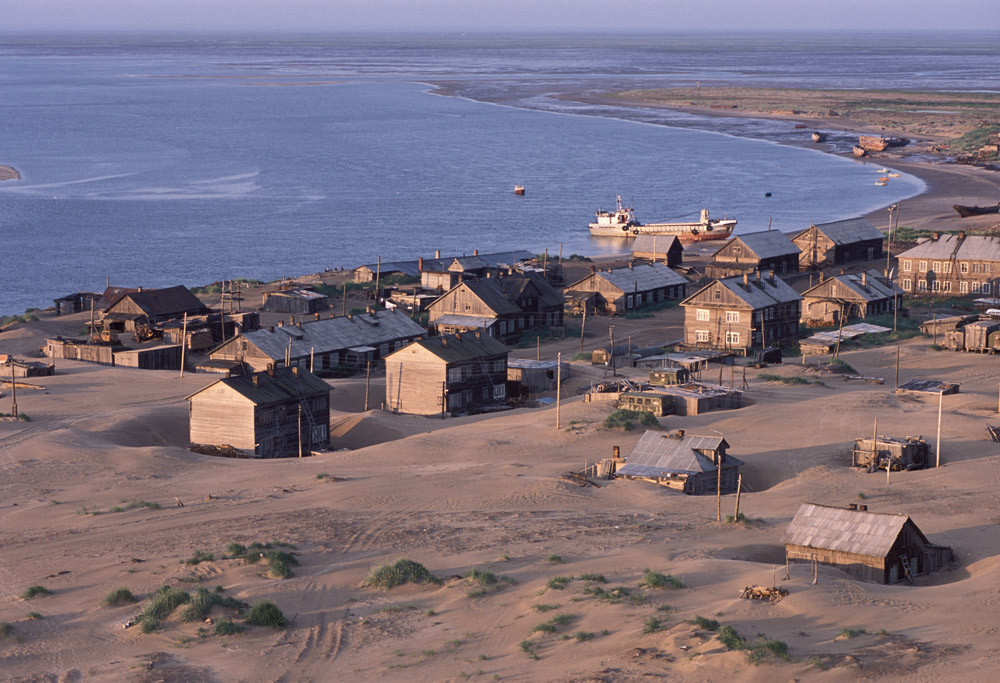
(932, 280, 941, 292)
(379, 343, 389, 357)
(447, 367, 462, 383)
(972, 281, 980, 293)
(960, 281, 968, 294)
(943, 281, 952, 292)
(725, 311, 739, 323)
(635, 293, 643, 305)
(972, 263, 979, 273)
(943, 261, 952, 273)
(902, 278, 912, 290)
(464, 302, 472, 311)
(713, 289, 721, 300)
(918, 260, 927, 272)
(311, 425, 327, 443)
(626, 295, 634, 309)
(903, 260, 912, 272)
(696, 308, 710, 321)
(932, 261, 941, 272)
(493, 384, 506, 400)
(961, 262, 969, 274)
(695, 330, 710, 343)
(985, 264, 992, 274)
(492, 359, 505, 373)
(918, 280, 927, 292)
(725, 331, 741, 346)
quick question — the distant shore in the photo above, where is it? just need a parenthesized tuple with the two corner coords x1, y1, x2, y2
(0, 164, 20, 181)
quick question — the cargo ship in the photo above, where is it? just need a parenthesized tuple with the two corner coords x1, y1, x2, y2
(588, 197, 736, 243)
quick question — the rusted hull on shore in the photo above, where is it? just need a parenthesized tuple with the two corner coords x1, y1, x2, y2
(953, 203, 1000, 218)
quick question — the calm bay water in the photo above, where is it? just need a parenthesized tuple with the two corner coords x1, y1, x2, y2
(4, 32, 993, 314)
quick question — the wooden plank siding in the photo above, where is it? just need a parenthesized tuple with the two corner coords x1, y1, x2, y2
(681, 279, 801, 353)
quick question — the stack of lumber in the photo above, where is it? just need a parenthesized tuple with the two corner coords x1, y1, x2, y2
(560, 472, 597, 487)
(738, 585, 789, 602)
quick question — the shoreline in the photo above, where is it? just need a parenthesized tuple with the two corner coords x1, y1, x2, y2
(0, 164, 20, 181)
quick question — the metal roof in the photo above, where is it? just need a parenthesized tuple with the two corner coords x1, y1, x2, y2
(188, 367, 330, 405)
(617, 430, 737, 478)
(353, 260, 422, 277)
(499, 273, 566, 309)
(458, 279, 523, 315)
(268, 289, 327, 301)
(434, 314, 497, 329)
(111, 286, 208, 318)
(241, 309, 426, 360)
(390, 332, 508, 364)
(724, 230, 800, 259)
(632, 235, 682, 254)
(803, 269, 902, 302)
(796, 218, 883, 245)
(696, 273, 802, 308)
(897, 234, 1000, 262)
(781, 502, 910, 559)
(576, 262, 688, 293)
(421, 250, 536, 273)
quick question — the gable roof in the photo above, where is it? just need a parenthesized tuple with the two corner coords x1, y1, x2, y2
(796, 218, 883, 245)
(188, 367, 330, 405)
(719, 230, 800, 259)
(617, 431, 738, 478)
(389, 332, 508, 364)
(896, 234, 1000, 262)
(97, 286, 140, 312)
(802, 269, 902, 302)
(266, 289, 327, 302)
(632, 235, 682, 254)
(111, 286, 208, 318)
(569, 262, 688, 293)
(499, 273, 565, 308)
(683, 274, 802, 309)
(235, 309, 426, 361)
(458, 279, 523, 315)
(355, 250, 535, 278)
(420, 250, 536, 274)
(780, 502, 915, 558)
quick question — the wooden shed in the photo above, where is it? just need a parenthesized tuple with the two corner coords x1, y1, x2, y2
(44, 338, 117, 365)
(616, 430, 740, 494)
(507, 358, 569, 393)
(113, 344, 183, 370)
(564, 263, 688, 314)
(618, 391, 673, 417)
(52, 292, 99, 316)
(792, 218, 885, 268)
(0, 357, 55, 378)
(648, 367, 690, 386)
(655, 382, 742, 416)
(782, 503, 953, 584)
(705, 230, 800, 279)
(631, 235, 683, 267)
(187, 366, 330, 458)
(102, 285, 209, 331)
(261, 289, 329, 315)
(852, 436, 929, 471)
(896, 379, 959, 397)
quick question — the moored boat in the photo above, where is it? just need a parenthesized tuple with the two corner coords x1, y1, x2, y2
(853, 145, 867, 157)
(588, 199, 736, 243)
(811, 131, 827, 143)
(514, 185, 525, 195)
(953, 203, 1000, 218)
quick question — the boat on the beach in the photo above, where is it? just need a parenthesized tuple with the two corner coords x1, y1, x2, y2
(588, 198, 736, 243)
(514, 185, 525, 195)
(875, 180, 888, 186)
(876, 168, 889, 173)
(888, 173, 901, 178)
(811, 131, 827, 143)
(953, 203, 1000, 218)
(859, 135, 910, 152)
(878, 176, 890, 182)
(853, 145, 867, 157)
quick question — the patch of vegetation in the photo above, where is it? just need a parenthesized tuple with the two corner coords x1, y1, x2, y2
(828, 358, 857, 374)
(102, 587, 138, 607)
(180, 588, 248, 622)
(947, 123, 1000, 154)
(579, 572, 606, 583)
(533, 613, 572, 634)
(514, 325, 580, 348)
(603, 409, 659, 431)
(214, 618, 244, 636)
(245, 599, 288, 628)
(545, 554, 564, 564)
(545, 576, 572, 590)
(225, 541, 298, 578)
(689, 615, 720, 631)
(857, 491, 868, 500)
(757, 373, 822, 386)
(190, 279, 263, 295)
(139, 586, 191, 632)
(565, 254, 593, 262)
(570, 351, 592, 361)
(464, 568, 516, 597)
(640, 569, 684, 589)
(724, 512, 753, 525)
(574, 631, 593, 641)
(716, 624, 790, 665)
(366, 559, 441, 589)
(184, 550, 215, 566)
(532, 603, 560, 613)
(622, 300, 677, 319)
(583, 585, 635, 604)
(21, 585, 53, 599)
(0, 312, 39, 329)
(0, 622, 11, 637)
(27, 612, 42, 620)
(518, 639, 538, 658)
(316, 472, 330, 480)
(643, 617, 664, 634)
(497, 552, 511, 561)
(838, 627, 867, 639)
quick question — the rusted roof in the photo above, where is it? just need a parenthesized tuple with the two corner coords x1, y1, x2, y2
(781, 502, 912, 559)
(617, 430, 737, 478)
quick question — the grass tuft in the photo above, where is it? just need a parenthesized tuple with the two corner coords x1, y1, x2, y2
(689, 615, 720, 631)
(643, 616, 664, 634)
(214, 618, 244, 635)
(21, 585, 53, 599)
(102, 587, 138, 607)
(545, 576, 572, 590)
(579, 572, 607, 583)
(0, 622, 12, 636)
(838, 627, 867, 639)
(604, 409, 659, 431)
(641, 569, 684, 589)
(184, 550, 215, 566)
(245, 600, 287, 628)
(366, 559, 441, 589)
(716, 623, 789, 665)
(533, 613, 572, 634)
(545, 554, 564, 564)
(27, 612, 43, 620)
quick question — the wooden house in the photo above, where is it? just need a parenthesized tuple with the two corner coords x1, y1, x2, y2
(102, 285, 210, 332)
(113, 344, 184, 370)
(800, 269, 903, 325)
(705, 230, 800, 279)
(44, 337, 118, 365)
(384, 332, 509, 416)
(782, 503, 953, 584)
(52, 292, 100, 316)
(618, 391, 673, 417)
(655, 382, 743, 416)
(0, 356, 55, 378)
(896, 232, 1000, 297)
(616, 430, 741, 494)
(852, 435, 929, 471)
(507, 358, 569, 393)
(353, 259, 422, 283)
(680, 271, 802, 353)
(427, 274, 564, 343)
(419, 250, 535, 291)
(631, 235, 683, 267)
(792, 218, 884, 268)
(261, 289, 328, 315)
(564, 263, 688, 315)
(187, 366, 331, 458)
(648, 367, 690, 386)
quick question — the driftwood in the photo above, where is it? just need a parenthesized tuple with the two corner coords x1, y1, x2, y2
(843, 375, 885, 384)
(560, 471, 597, 487)
(739, 585, 789, 602)
(987, 425, 1000, 443)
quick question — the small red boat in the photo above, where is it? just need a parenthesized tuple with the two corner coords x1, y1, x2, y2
(514, 185, 525, 195)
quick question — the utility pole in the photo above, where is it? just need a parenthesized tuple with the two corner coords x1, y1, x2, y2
(374, 256, 382, 307)
(716, 458, 722, 522)
(580, 306, 587, 354)
(297, 404, 303, 458)
(342, 283, 347, 317)
(555, 352, 562, 429)
(895, 345, 900, 388)
(936, 390, 943, 467)
(734, 473, 742, 520)
(536, 335, 540, 361)
(364, 360, 371, 411)
(179, 312, 188, 379)
(609, 325, 616, 378)
(10, 359, 17, 420)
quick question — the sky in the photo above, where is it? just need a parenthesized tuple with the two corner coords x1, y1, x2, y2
(0, 0, 996, 33)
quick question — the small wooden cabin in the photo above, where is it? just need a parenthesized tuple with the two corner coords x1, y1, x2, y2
(705, 231, 800, 279)
(792, 218, 884, 268)
(800, 269, 903, 326)
(631, 235, 683, 267)
(53, 292, 100, 316)
(618, 391, 673, 417)
(782, 503, 953, 584)
(507, 358, 569, 392)
(853, 435, 929, 471)
(187, 366, 330, 458)
(616, 430, 740, 494)
(113, 344, 183, 370)
(564, 263, 688, 314)
(102, 285, 209, 332)
(0, 357, 55, 378)
(656, 382, 742, 416)
(261, 289, 328, 315)
(648, 367, 690, 386)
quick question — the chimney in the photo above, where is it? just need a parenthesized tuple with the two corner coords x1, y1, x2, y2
(291, 366, 299, 377)
(277, 320, 284, 327)
(848, 503, 858, 510)
(137, 286, 143, 292)
(455, 332, 462, 341)
(858, 504, 868, 512)
(756, 269, 762, 282)
(474, 330, 481, 339)
(840, 267, 846, 275)
(473, 249, 479, 256)
(314, 312, 321, 320)
(288, 317, 294, 326)
(613, 445, 620, 459)
(267, 366, 275, 377)
(958, 230, 966, 240)
(932, 231, 941, 240)
(628, 261, 633, 269)
(252, 374, 259, 386)
(743, 272, 750, 287)
(861, 272, 868, 288)
(768, 269, 775, 284)
(269, 326, 275, 333)
(589, 266, 596, 275)
(418, 257, 424, 270)
(441, 337, 447, 347)
(435, 250, 441, 258)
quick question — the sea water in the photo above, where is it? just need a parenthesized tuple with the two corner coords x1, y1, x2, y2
(3, 32, 994, 314)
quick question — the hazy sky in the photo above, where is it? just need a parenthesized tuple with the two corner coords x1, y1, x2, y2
(0, 0, 996, 33)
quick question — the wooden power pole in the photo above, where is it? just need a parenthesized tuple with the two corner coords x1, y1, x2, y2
(555, 352, 562, 430)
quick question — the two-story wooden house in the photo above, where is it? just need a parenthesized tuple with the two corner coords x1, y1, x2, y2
(384, 332, 509, 416)
(792, 218, 885, 268)
(895, 232, 1000, 297)
(705, 230, 800, 278)
(427, 274, 564, 342)
(418, 250, 536, 291)
(801, 269, 903, 325)
(564, 263, 688, 315)
(187, 366, 331, 458)
(680, 271, 802, 352)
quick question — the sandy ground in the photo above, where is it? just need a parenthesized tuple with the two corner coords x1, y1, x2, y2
(3, 307, 1000, 681)
(0, 165, 20, 182)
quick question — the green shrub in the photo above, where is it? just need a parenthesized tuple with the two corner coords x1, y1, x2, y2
(21, 585, 53, 599)
(643, 617, 663, 634)
(226, 542, 247, 557)
(724, 512, 752, 524)
(179, 588, 246, 622)
(366, 559, 441, 589)
(142, 586, 190, 620)
(27, 612, 42, 620)
(546, 576, 572, 590)
(102, 587, 138, 607)
(583, 585, 633, 604)
(545, 554, 564, 564)
(532, 603, 560, 613)
(757, 373, 817, 385)
(265, 550, 298, 579)
(574, 631, 593, 641)
(838, 627, 866, 639)
(689, 616, 720, 631)
(0, 622, 10, 636)
(641, 569, 684, 589)
(185, 550, 215, 566)
(604, 409, 659, 431)
(716, 623, 790, 665)
(579, 572, 606, 583)
(245, 600, 287, 628)
(533, 613, 572, 633)
(214, 618, 244, 636)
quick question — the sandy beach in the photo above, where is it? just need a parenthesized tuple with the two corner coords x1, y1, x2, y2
(0, 164, 20, 182)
